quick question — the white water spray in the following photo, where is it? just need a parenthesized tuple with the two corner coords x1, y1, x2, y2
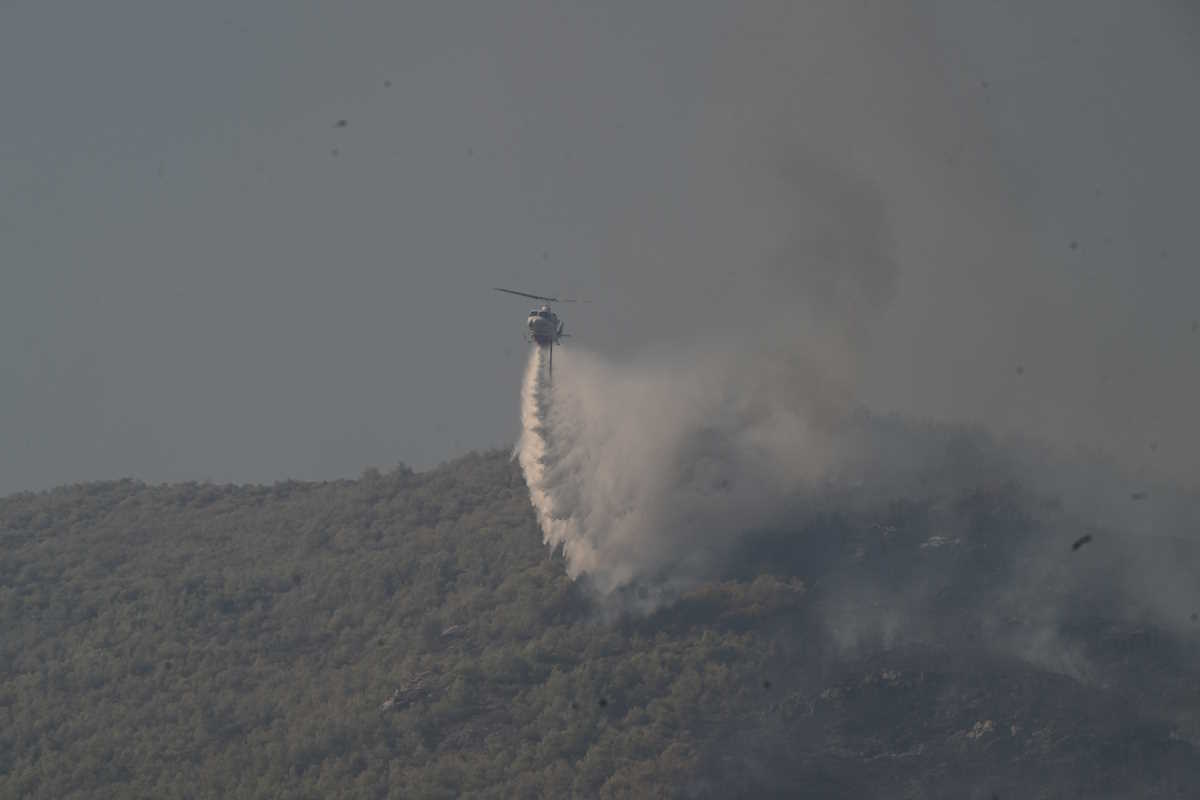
(516, 345, 590, 573)
(514, 340, 855, 594)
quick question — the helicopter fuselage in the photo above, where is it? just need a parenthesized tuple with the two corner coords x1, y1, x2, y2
(527, 305, 564, 346)
(495, 289, 571, 374)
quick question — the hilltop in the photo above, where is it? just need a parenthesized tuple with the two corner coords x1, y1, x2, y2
(2, 449, 1198, 798)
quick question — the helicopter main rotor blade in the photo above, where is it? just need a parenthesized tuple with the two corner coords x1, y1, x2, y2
(493, 287, 560, 302)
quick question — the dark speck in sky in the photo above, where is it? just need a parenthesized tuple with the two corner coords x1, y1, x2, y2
(1069, 240, 1079, 250)
(331, 149, 339, 157)
(334, 120, 348, 128)
(1016, 365, 1025, 376)
(762, 679, 771, 689)
(1071, 534, 1093, 551)
(1131, 491, 1148, 501)
(598, 697, 608, 708)
(384, 80, 392, 88)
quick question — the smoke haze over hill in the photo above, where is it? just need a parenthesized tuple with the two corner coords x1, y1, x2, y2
(581, 1, 1200, 487)
(517, 334, 1200, 638)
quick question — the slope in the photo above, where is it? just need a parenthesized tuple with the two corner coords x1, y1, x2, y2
(1, 450, 1198, 798)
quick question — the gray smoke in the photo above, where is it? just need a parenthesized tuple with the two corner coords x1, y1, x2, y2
(513, 1, 1200, 671)
(519, 332, 1199, 601)
(571, 1, 1200, 484)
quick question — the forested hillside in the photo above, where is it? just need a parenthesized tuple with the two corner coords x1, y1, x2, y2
(2, 450, 1198, 798)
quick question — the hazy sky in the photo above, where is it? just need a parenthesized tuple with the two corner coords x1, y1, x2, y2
(3, 1, 1198, 494)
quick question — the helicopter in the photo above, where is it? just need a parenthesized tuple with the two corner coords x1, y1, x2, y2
(493, 288, 574, 373)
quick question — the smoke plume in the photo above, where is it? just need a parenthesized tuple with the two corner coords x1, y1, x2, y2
(511, 3, 1200, 673)
(516, 332, 1200, 653)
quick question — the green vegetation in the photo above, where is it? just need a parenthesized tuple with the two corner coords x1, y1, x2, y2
(1, 450, 1198, 798)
